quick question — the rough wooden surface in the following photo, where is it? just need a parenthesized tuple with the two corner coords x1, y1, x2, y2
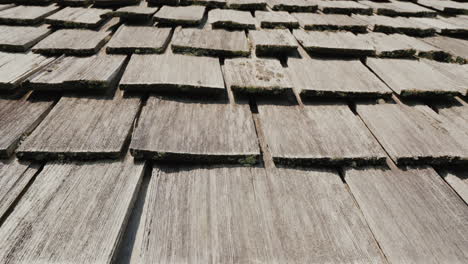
(354, 14, 436, 36)
(227, 0, 267, 10)
(411, 16, 467, 36)
(268, 0, 318, 12)
(113, 4, 158, 22)
(423, 60, 468, 94)
(0, 25, 51, 52)
(439, 169, 468, 203)
(418, 0, 468, 14)
(366, 57, 464, 96)
(132, 166, 385, 263)
(356, 103, 468, 165)
(208, 9, 256, 30)
(0, 52, 54, 91)
(319, 0, 373, 15)
(293, 13, 368, 33)
(17, 95, 141, 160)
(154, 5, 205, 26)
(437, 105, 468, 141)
(360, 32, 421, 58)
(120, 54, 225, 95)
(107, 26, 171, 54)
(171, 28, 250, 57)
(360, 0, 437, 17)
(223, 58, 293, 96)
(346, 166, 468, 264)
(422, 36, 468, 63)
(0, 96, 54, 158)
(294, 29, 375, 56)
(255, 10, 299, 29)
(287, 56, 391, 98)
(45, 7, 110, 29)
(257, 103, 386, 166)
(27, 55, 126, 91)
(0, 159, 38, 219)
(130, 97, 260, 164)
(249, 29, 298, 56)
(0, 156, 144, 264)
(32, 29, 110, 56)
(0, 4, 59, 25)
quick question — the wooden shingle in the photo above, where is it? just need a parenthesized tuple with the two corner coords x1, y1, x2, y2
(422, 36, 468, 63)
(208, 9, 256, 30)
(287, 57, 391, 98)
(26, 55, 126, 91)
(0, 96, 54, 158)
(130, 97, 260, 164)
(0, 25, 51, 52)
(171, 28, 250, 57)
(249, 29, 298, 56)
(439, 169, 468, 203)
(411, 16, 468, 36)
(356, 103, 468, 164)
(293, 13, 368, 33)
(45, 7, 110, 29)
(32, 29, 110, 56)
(223, 58, 293, 96)
(360, 32, 420, 58)
(257, 103, 386, 166)
(113, 4, 158, 22)
(346, 166, 468, 264)
(267, 0, 318, 12)
(17, 95, 141, 160)
(120, 54, 225, 96)
(354, 14, 436, 36)
(0, 4, 59, 25)
(154, 5, 205, 26)
(417, 0, 468, 15)
(0, 156, 144, 264)
(423, 60, 468, 94)
(318, 0, 373, 15)
(360, 0, 437, 17)
(227, 0, 267, 10)
(294, 30, 375, 56)
(255, 10, 299, 29)
(106, 26, 171, 54)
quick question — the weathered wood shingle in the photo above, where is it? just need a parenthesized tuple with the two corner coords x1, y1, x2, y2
(268, 0, 318, 12)
(154, 5, 205, 26)
(293, 13, 368, 33)
(249, 29, 298, 56)
(208, 9, 256, 30)
(45, 7, 110, 29)
(255, 10, 299, 29)
(106, 26, 172, 54)
(0, 4, 59, 25)
(0, 25, 51, 52)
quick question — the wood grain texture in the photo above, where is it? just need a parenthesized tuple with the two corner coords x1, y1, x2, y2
(0, 52, 54, 91)
(0, 159, 37, 219)
(360, 0, 436, 17)
(318, 0, 373, 15)
(417, 0, 468, 14)
(249, 29, 298, 56)
(17, 95, 141, 160)
(268, 0, 318, 12)
(346, 166, 468, 264)
(106, 26, 171, 54)
(154, 5, 205, 26)
(356, 103, 468, 165)
(257, 103, 386, 166)
(227, 0, 267, 10)
(439, 168, 468, 203)
(45, 7, 110, 29)
(223, 58, 293, 96)
(366, 57, 464, 96)
(360, 33, 419, 58)
(130, 97, 260, 164)
(255, 10, 299, 29)
(27, 55, 126, 91)
(294, 29, 375, 56)
(422, 35, 468, 63)
(171, 28, 250, 57)
(411, 16, 467, 36)
(113, 4, 158, 22)
(208, 8, 256, 30)
(287, 56, 392, 98)
(0, 156, 144, 264)
(437, 105, 468, 133)
(32, 29, 110, 56)
(293, 13, 368, 33)
(120, 54, 225, 95)
(0, 5, 59, 25)
(354, 14, 436, 36)
(0, 96, 54, 158)
(0, 25, 51, 52)
(423, 60, 468, 95)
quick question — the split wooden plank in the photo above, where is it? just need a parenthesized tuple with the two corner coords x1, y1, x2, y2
(249, 29, 298, 56)
(182, 0, 227, 8)
(223, 58, 293, 96)
(45, 7, 110, 29)
(354, 14, 436, 36)
(0, 5, 59, 25)
(257, 103, 386, 166)
(131, 97, 260, 164)
(255, 11, 299, 29)
(0, 25, 51, 52)
(0, 52, 54, 91)
(227, 0, 267, 10)
(171, 28, 250, 57)
(208, 9, 256, 30)
(438, 169, 468, 203)
(0, 156, 144, 264)
(356, 103, 468, 165)
(422, 36, 468, 63)
(293, 13, 368, 33)
(0, 95, 55, 158)
(120, 54, 225, 96)
(288, 56, 391, 98)
(267, 0, 318, 12)
(17, 95, 141, 160)
(366, 57, 464, 96)
(318, 0, 373, 15)
(154, 5, 205, 26)
(417, 0, 468, 15)
(294, 29, 375, 56)
(26, 55, 126, 91)
(360, 0, 437, 17)
(0, 159, 38, 220)
(423, 60, 468, 94)
(106, 26, 171, 54)
(346, 166, 468, 264)
(32, 29, 110, 56)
